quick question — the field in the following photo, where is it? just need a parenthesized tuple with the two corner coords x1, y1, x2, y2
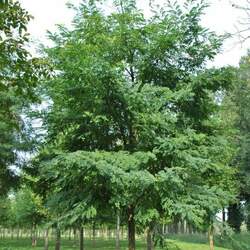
(0, 238, 230, 250)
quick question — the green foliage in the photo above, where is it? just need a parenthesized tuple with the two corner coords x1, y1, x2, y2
(30, 0, 237, 242)
(39, 150, 156, 225)
(0, 196, 11, 227)
(0, 0, 48, 196)
(10, 187, 46, 228)
(227, 203, 244, 233)
(222, 52, 250, 231)
(246, 200, 250, 231)
(42, 0, 230, 152)
(233, 54, 250, 200)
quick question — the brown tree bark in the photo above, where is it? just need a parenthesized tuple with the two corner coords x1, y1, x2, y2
(116, 212, 120, 250)
(16, 227, 20, 239)
(32, 224, 37, 247)
(68, 228, 71, 240)
(92, 222, 96, 247)
(73, 228, 77, 246)
(79, 226, 84, 250)
(146, 227, 154, 250)
(208, 225, 214, 250)
(128, 206, 136, 250)
(55, 227, 61, 250)
(44, 228, 49, 250)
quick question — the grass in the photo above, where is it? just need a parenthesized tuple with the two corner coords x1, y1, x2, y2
(176, 241, 228, 250)
(169, 233, 250, 250)
(0, 238, 230, 250)
(1, 232, 249, 249)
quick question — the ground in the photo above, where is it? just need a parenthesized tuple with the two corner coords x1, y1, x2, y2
(0, 238, 230, 250)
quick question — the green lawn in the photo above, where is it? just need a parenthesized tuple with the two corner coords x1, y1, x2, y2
(176, 241, 228, 250)
(0, 238, 230, 250)
(169, 232, 250, 250)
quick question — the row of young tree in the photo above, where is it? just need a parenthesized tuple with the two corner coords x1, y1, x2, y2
(0, 0, 250, 250)
(0, 187, 211, 249)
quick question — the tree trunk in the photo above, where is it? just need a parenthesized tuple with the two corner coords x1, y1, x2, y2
(116, 212, 120, 250)
(128, 206, 136, 250)
(44, 228, 49, 250)
(92, 222, 96, 247)
(180, 221, 185, 234)
(208, 225, 214, 250)
(175, 221, 179, 234)
(68, 228, 71, 240)
(146, 227, 154, 250)
(73, 228, 77, 246)
(32, 224, 37, 247)
(121, 226, 124, 240)
(55, 227, 61, 250)
(187, 223, 193, 234)
(222, 208, 226, 222)
(247, 199, 250, 232)
(108, 226, 111, 239)
(79, 226, 84, 250)
(228, 203, 243, 232)
(105, 226, 108, 239)
(16, 227, 20, 239)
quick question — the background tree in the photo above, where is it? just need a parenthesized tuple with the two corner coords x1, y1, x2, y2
(231, 0, 250, 43)
(10, 187, 46, 246)
(0, 196, 11, 230)
(0, 0, 48, 196)
(223, 52, 250, 232)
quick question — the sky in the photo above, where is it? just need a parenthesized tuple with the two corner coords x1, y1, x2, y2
(18, 0, 250, 67)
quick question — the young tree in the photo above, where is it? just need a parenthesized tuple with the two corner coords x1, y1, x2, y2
(33, 1, 237, 249)
(11, 187, 45, 246)
(0, 196, 11, 229)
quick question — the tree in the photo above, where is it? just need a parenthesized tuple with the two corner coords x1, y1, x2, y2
(0, 196, 11, 228)
(228, 203, 244, 233)
(0, 0, 48, 196)
(32, 1, 237, 249)
(231, 0, 250, 43)
(224, 52, 250, 232)
(246, 202, 250, 231)
(10, 187, 46, 246)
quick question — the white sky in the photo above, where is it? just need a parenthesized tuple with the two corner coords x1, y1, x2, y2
(19, 0, 250, 67)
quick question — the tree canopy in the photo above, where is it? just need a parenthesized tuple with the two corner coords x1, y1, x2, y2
(223, 52, 250, 232)
(3, 1, 250, 250)
(0, 0, 47, 196)
(29, 1, 237, 249)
